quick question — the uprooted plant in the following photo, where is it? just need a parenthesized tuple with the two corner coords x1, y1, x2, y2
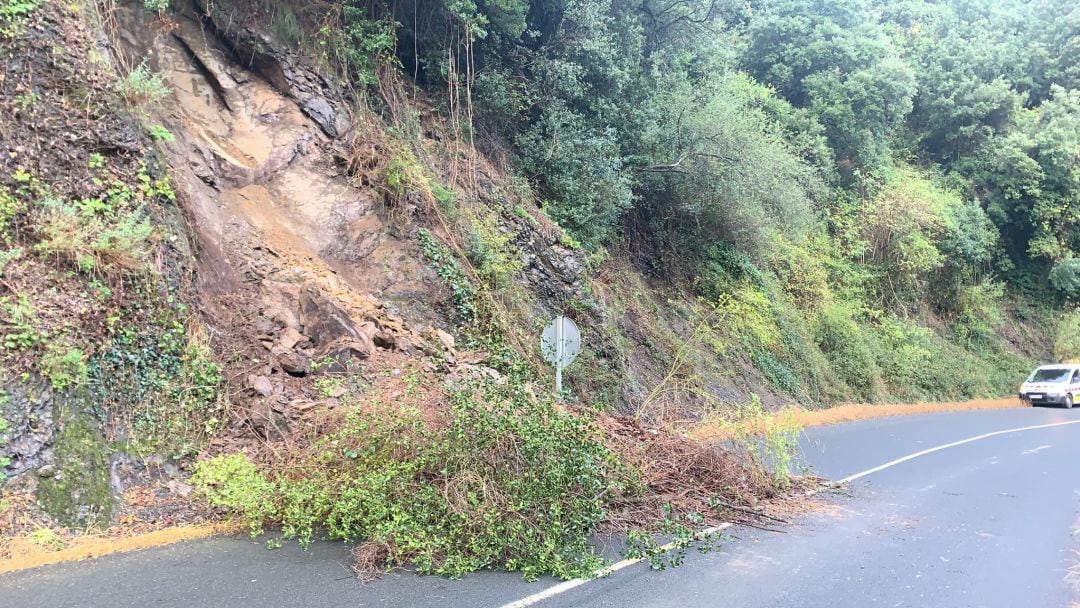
(193, 378, 618, 581)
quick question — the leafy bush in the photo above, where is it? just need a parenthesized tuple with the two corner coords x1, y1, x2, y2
(191, 454, 274, 537)
(147, 125, 175, 142)
(193, 380, 614, 580)
(0, 294, 42, 351)
(814, 304, 883, 403)
(0, 0, 38, 38)
(465, 211, 522, 289)
(952, 281, 1005, 344)
(1054, 310, 1080, 363)
(35, 197, 155, 274)
(119, 61, 170, 106)
(711, 285, 779, 354)
(39, 342, 88, 391)
(89, 322, 223, 458)
(0, 413, 11, 471)
(516, 106, 633, 248)
(1049, 258, 1080, 298)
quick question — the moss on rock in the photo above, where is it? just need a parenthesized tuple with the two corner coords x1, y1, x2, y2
(36, 411, 112, 529)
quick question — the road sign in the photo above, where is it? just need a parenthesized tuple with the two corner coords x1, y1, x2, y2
(541, 315, 580, 393)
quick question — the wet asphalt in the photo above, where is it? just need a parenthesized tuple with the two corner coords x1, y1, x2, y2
(2, 405, 1079, 608)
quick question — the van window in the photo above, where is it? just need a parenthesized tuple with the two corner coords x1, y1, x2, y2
(1030, 368, 1071, 382)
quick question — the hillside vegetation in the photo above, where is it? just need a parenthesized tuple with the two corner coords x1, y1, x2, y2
(0, 0, 1076, 581)
(317, 0, 1072, 409)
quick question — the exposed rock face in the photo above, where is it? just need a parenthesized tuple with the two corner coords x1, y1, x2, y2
(0, 376, 57, 478)
(299, 284, 366, 347)
(192, 0, 352, 139)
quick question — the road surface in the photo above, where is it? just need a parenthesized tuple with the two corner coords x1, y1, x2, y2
(3, 406, 1079, 607)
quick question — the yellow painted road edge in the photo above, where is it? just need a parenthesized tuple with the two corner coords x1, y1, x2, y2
(0, 522, 237, 574)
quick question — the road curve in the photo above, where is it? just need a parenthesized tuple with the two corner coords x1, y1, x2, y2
(2, 406, 1078, 608)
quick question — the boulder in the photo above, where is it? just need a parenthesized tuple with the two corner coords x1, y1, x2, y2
(279, 352, 311, 377)
(298, 284, 364, 347)
(248, 375, 274, 397)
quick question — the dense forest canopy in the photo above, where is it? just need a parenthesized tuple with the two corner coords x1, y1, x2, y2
(323, 0, 1080, 307)
(298, 0, 1078, 364)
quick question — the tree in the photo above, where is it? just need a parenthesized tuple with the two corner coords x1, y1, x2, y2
(741, 0, 915, 177)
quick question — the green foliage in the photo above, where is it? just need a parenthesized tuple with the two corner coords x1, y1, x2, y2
(418, 228, 478, 327)
(0, 0, 39, 38)
(1050, 259, 1080, 298)
(710, 285, 779, 354)
(741, 0, 915, 176)
(858, 165, 998, 311)
(0, 413, 10, 471)
(0, 294, 43, 351)
(147, 124, 175, 142)
(89, 322, 223, 459)
(952, 281, 1005, 345)
(191, 454, 274, 537)
(465, 211, 522, 289)
(624, 505, 721, 570)
(30, 163, 170, 275)
(517, 108, 633, 248)
(193, 380, 614, 581)
(143, 0, 168, 12)
(1054, 310, 1080, 363)
(35, 196, 155, 275)
(0, 246, 20, 276)
(26, 528, 68, 551)
(119, 61, 170, 106)
(39, 342, 88, 391)
(0, 185, 28, 244)
(640, 71, 824, 264)
(814, 303, 883, 403)
(320, 5, 397, 86)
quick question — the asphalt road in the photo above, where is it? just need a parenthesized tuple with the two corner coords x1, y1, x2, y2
(3, 406, 1079, 608)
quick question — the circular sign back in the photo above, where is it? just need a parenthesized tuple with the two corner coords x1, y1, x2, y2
(541, 316, 581, 369)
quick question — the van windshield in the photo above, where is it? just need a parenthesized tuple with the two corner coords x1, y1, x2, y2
(1029, 368, 1072, 383)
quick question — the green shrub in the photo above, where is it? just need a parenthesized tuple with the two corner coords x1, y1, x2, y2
(147, 125, 175, 142)
(35, 197, 155, 274)
(465, 212, 522, 289)
(516, 107, 633, 248)
(191, 454, 275, 537)
(0, 294, 42, 351)
(193, 380, 613, 581)
(120, 61, 170, 106)
(1054, 309, 1080, 362)
(40, 342, 88, 391)
(1049, 259, 1080, 298)
(814, 304, 883, 402)
(0, 0, 38, 37)
(418, 229, 478, 327)
(710, 283, 778, 354)
(0, 247, 21, 276)
(953, 281, 1005, 344)
(89, 322, 222, 459)
(0, 413, 11, 471)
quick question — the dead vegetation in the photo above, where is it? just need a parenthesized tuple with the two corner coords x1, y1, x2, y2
(691, 397, 1023, 441)
(597, 414, 783, 531)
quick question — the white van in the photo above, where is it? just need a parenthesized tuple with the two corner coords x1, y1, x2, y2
(1018, 364, 1080, 408)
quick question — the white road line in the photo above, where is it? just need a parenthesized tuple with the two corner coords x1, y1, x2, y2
(499, 417, 1080, 608)
(837, 419, 1080, 484)
(497, 523, 733, 608)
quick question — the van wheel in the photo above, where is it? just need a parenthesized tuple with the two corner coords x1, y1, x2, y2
(1065, 395, 1074, 409)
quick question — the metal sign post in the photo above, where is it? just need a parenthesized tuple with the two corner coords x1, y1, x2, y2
(541, 315, 581, 394)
